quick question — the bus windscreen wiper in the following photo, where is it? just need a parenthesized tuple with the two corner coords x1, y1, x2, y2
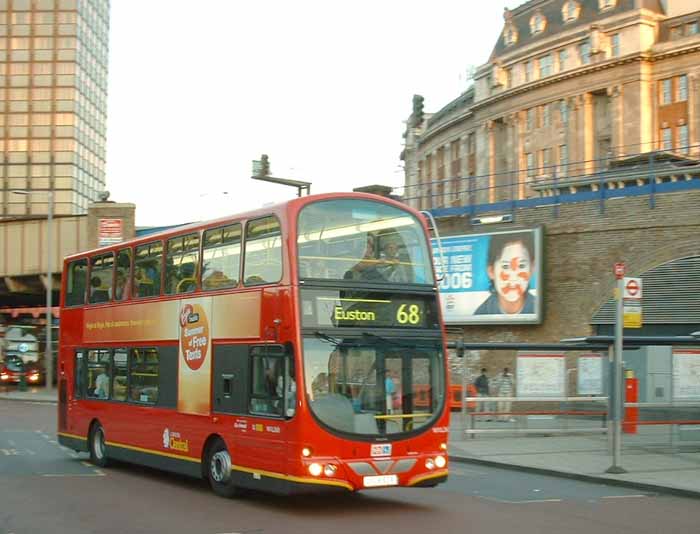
(361, 332, 410, 348)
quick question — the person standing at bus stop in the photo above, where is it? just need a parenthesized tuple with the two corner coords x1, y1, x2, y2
(474, 368, 491, 421)
(494, 367, 515, 422)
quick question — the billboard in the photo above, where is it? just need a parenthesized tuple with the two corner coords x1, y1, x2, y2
(432, 227, 543, 324)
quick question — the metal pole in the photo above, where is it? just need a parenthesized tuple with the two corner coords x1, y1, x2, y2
(607, 276, 627, 473)
(45, 190, 53, 392)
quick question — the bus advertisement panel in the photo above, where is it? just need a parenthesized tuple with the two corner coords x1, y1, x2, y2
(432, 227, 543, 325)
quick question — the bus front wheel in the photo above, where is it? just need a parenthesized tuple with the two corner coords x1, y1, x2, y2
(89, 422, 110, 468)
(206, 438, 240, 498)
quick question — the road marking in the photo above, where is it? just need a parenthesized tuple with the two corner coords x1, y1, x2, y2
(601, 494, 647, 499)
(42, 472, 106, 477)
(478, 496, 562, 504)
(81, 461, 93, 468)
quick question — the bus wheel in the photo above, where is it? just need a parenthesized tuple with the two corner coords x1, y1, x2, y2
(207, 439, 240, 498)
(89, 423, 110, 468)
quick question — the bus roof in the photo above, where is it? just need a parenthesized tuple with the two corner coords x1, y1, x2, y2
(64, 191, 416, 262)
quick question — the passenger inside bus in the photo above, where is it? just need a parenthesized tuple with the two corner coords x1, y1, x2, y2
(134, 266, 156, 297)
(344, 234, 383, 281)
(89, 276, 109, 303)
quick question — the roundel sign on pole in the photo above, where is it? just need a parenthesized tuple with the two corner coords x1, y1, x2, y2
(623, 277, 642, 300)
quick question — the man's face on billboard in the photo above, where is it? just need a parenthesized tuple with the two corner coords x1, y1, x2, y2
(489, 241, 532, 303)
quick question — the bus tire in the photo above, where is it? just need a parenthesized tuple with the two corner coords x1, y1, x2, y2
(206, 438, 240, 498)
(89, 422, 110, 468)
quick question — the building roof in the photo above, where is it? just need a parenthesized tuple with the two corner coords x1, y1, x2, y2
(491, 0, 663, 59)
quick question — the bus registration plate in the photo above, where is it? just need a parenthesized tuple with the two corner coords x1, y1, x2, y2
(363, 474, 398, 488)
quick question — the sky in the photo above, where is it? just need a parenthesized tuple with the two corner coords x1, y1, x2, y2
(105, 1, 523, 226)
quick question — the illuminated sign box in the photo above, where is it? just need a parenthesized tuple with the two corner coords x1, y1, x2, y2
(432, 227, 543, 325)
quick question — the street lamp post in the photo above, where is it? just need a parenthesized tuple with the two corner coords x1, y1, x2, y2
(11, 189, 54, 392)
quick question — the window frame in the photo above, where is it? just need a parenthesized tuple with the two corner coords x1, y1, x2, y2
(65, 258, 88, 307)
(133, 240, 164, 299)
(201, 222, 242, 292)
(248, 344, 286, 417)
(164, 232, 200, 295)
(243, 215, 283, 287)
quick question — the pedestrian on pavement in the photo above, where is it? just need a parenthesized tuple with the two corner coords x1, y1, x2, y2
(474, 368, 491, 421)
(495, 367, 515, 422)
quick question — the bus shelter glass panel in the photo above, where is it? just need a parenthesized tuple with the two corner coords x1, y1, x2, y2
(297, 199, 434, 284)
(303, 336, 443, 438)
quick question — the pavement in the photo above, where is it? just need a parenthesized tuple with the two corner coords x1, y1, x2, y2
(1, 386, 699, 498)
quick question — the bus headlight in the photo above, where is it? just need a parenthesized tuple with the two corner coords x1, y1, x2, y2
(425, 458, 435, 470)
(440, 442, 447, 451)
(301, 447, 312, 458)
(323, 464, 337, 477)
(308, 463, 323, 477)
(435, 455, 447, 468)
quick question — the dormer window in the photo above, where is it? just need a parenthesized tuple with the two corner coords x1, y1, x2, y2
(562, 1, 580, 23)
(599, 0, 616, 11)
(530, 12, 546, 35)
(504, 25, 518, 46)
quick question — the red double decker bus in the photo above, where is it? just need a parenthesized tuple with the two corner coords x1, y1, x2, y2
(57, 192, 450, 496)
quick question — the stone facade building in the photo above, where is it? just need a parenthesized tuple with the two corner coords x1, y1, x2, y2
(402, 0, 700, 210)
(0, 0, 110, 218)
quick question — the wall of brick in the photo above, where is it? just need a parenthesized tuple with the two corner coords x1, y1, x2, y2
(438, 188, 700, 383)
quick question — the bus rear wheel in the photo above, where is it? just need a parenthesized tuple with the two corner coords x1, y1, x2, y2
(89, 422, 110, 468)
(207, 438, 240, 498)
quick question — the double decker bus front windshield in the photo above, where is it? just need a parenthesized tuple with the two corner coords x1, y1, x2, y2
(297, 199, 434, 285)
(303, 335, 444, 438)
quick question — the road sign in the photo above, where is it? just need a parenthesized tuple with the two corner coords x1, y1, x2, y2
(623, 277, 642, 300)
(624, 301, 642, 328)
(614, 263, 625, 279)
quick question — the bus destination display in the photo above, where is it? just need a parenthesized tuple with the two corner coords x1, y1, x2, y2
(301, 289, 438, 330)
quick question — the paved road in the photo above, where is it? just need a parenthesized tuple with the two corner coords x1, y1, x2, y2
(1, 400, 699, 534)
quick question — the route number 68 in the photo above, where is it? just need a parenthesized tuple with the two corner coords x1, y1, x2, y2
(396, 304, 421, 325)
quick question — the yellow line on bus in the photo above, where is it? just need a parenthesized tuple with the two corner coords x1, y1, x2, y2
(104, 440, 201, 463)
(232, 464, 354, 491)
(58, 432, 87, 442)
(407, 469, 448, 486)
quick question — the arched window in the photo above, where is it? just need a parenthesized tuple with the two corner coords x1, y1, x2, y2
(598, 0, 616, 11)
(562, 1, 580, 23)
(504, 25, 518, 46)
(530, 12, 546, 35)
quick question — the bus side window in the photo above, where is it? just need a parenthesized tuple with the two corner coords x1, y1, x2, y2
(165, 233, 199, 295)
(112, 348, 129, 402)
(249, 346, 284, 416)
(74, 350, 85, 399)
(129, 348, 159, 404)
(66, 259, 88, 307)
(134, 241, 163, 298)
(89, 253, 114, 304)
(86, 349, 111, 400)
(202, 224, 241, 291)
(114, 249, 132, 301)
(243, 216, 282, 286)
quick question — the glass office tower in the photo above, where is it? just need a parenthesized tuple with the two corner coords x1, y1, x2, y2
(0, 0, 109, 217)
